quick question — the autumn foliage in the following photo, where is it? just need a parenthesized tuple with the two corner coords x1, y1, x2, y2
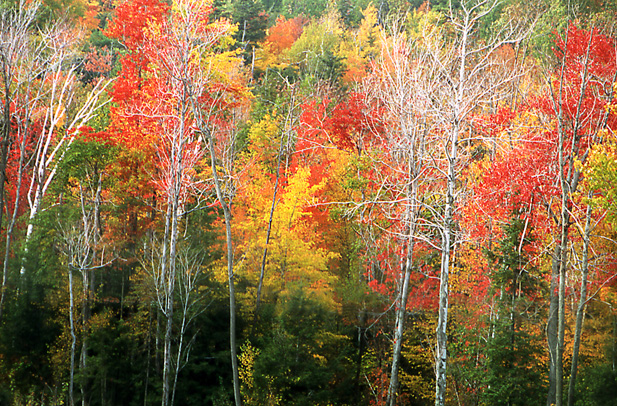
(2, 1, 617, 405)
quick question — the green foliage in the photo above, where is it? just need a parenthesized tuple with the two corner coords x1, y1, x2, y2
(530, 0, 569, 58)
(481, 217, 546, 406)
(4, 1, 617, 405)
(250, 289, 356, 405)
(575, 363, 617, 406)
(86, 316, 146, 406)
(284, 11, 347, 83)
(55, 138, 116, 190)
(221, 0, 268, 60)
(337, 0, 373, 26)
(0, 284, 61, 403)
(280, 0, 329, 18)
(173, 292, 244, 406)
(485, 216, 541, 297)
(482, 317, 545, 406)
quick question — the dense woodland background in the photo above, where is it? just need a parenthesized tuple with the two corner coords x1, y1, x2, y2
(1, 0, 617, 404)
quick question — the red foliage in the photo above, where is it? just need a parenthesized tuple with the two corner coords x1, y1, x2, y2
(460, 23, 617, 319)
(466, 129, 558, 243)
(328, 92, 382, 153)
(105, 0, 169, 50)
(467, 23, 617, 245)
(299, 92, 382, 154)
(539, 23, 617, 139)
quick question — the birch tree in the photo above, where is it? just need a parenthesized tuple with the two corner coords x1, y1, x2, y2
(1, 0, 110, 313)
(362, 27, 430, 406)
(194, 93, 247, 406)
(403, 3, 533, 404)
(543, 24, 617, 406)
(0, 0, 40, 318)
(130, 1, 247, 404)
(19, 23, 111, 276)
(57, 177, 112, 406)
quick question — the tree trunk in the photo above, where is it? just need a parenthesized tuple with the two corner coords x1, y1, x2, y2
(170, 309, 186, 406)
(208, 132, 242, 406)
(436, 35, 463, 403)
(435, 166, 455, 406)
(255, 127, 285, 312)
(69, 267, 77, 406)
(80, 270, 90, 406)
(144, 304, 153, 406)
(386, 238, 415, 406)
(546, 245, 561, 406)
(567, 200, 593, 406)
(0, 86, 10, 317)
(162, 179, 181, 406)
(0, 88, 32, 318)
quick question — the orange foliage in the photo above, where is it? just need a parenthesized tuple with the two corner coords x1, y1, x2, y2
(77, 1, 100, 30)
(264, 15, 307, 56)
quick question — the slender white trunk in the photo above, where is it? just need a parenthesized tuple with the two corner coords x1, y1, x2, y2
(0, 87, 30, 319)
(435, 161, 455, 406)
(255, 111, 290, 312)
(208, 131, 242, 406)
(567, 200, 592, 406)
(435, 17, 465, 402)
(68, 268, 76, 406)
(386, 236, 415, 406)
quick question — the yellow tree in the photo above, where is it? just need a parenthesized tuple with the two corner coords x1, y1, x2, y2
(233, 112, 340, 312)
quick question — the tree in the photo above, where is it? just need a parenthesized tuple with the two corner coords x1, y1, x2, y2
(20, 25, 111, 277)
(55, 136, 116, 406)
(481, 217, 545, 406)
(413, 4, 533, 404)
(253, 15, 307, 73)
(0, 0, 110, 320)
(56, 189, 103, 406)
(0, 0, 40, 319)
(105, 0, 246, 404)
(284, 9, 346, 83)
(361, 26, 430, 406)
(356, 3, 533, 404)
(458, 21, 617, 406)
(541, 24, 617, 406)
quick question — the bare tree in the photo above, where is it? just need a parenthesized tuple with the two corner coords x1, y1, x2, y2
(365, 3, 534, 405)
(142, 233, 210, 406)
(362, 26, 430, 406)
(0, 0, 40, 319)
(419, 5, 532, 404)
(130, 1, 244, 404)
(196, 107, 244, 406)
(57, 179, 113, 406)
(567, 196, 593, 406)
(0, 0, 110, 321)
(545, 24, 617, 406)
(171, 246, 210, 406)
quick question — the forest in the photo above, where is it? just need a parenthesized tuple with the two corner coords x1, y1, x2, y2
(1, 0, 617, 404)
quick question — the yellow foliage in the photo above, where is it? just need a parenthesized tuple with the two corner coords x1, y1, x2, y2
(399, 317, 435, 404)
(253, 41, 280, 71)
(339, 4, 381, 83)
(239, 341, 261, 405)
